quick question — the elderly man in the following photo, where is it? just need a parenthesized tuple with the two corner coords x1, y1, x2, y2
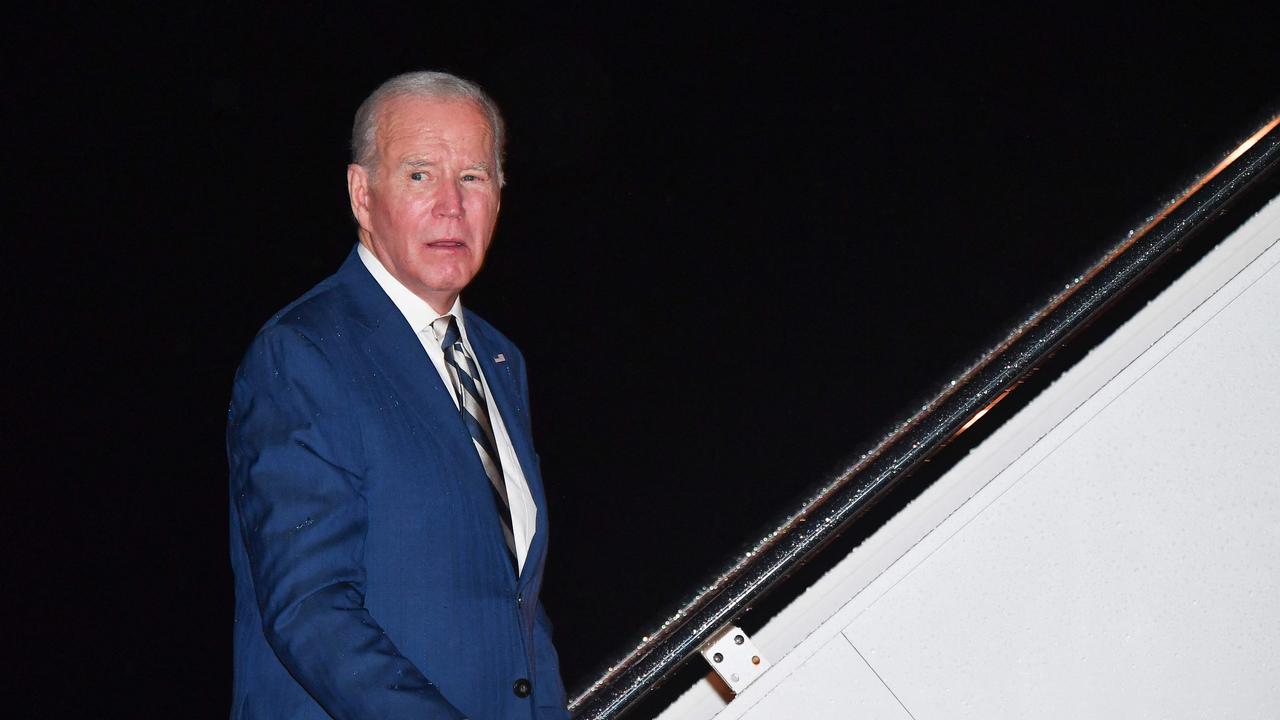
(227, 71, 568, 720)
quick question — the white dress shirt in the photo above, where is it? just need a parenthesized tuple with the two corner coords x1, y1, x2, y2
(358, 243, 537, 572)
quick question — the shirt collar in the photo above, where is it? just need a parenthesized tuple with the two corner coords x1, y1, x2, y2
(357, 242, 468, 342)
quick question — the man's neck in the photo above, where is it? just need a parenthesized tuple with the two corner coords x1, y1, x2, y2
(356, 242, 464, 330)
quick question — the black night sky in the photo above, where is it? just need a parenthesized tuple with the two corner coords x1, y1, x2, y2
(8, 4, 1278, 718)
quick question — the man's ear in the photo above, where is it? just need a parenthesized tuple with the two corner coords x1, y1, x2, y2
(347, 163, 371, 229)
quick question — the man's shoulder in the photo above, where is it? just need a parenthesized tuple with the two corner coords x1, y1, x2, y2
(260, 274, 351, 337)
(251, 250, 377, 344)
(236, 252, 378, 371)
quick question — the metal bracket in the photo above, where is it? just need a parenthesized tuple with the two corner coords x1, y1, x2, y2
(699, 625, 770, 694)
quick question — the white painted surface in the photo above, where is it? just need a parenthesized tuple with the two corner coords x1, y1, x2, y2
(658, 196, 1280, 720)
(738, 635, 911, 720)
(845, 252, 1280, 719)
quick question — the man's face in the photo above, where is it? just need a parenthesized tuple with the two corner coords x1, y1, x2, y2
(348, 95, 501, 313)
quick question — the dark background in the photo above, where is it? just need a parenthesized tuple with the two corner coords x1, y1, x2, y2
(7, 3, 1277, 717)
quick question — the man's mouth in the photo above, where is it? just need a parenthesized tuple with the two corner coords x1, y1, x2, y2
(427, 239, 466, 249)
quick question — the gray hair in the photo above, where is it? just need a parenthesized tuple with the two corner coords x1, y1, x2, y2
(351, 70, 506, 185)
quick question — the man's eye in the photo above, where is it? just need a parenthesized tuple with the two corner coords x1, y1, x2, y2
(461, 174, 478, 182)
(410, 172, 425, 181)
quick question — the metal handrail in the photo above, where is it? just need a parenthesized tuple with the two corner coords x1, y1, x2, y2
(570, 115, 1280, 720)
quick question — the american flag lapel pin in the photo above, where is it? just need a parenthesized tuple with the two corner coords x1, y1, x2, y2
(494, 353, 506, 363)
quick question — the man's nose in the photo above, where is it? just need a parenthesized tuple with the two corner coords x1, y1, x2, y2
(434, 180, 464, 219)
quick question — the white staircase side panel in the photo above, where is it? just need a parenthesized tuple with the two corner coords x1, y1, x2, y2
(657, 194, 1280, 720)
(737, 634, 911, 720)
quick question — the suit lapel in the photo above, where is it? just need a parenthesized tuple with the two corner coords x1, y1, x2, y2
(336, 247, 480, 477)
(467, 320, 548, 587)
(362, 319, 476, 448)
(337, 246, 545, 587)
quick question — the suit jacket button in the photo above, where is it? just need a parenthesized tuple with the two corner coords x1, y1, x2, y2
(513, 678, 532, 698)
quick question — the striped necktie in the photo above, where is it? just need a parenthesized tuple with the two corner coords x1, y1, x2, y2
(432, 315, 519, 567)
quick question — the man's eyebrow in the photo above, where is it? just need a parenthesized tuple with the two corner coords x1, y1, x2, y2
(403, 158, 436, 168)
(466, 161, 493, 172)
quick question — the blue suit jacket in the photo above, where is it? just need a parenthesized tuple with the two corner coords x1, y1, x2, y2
(227, 247, 568, 720)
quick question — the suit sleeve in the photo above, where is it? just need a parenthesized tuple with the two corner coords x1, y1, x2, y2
(228, 326, 467, 720)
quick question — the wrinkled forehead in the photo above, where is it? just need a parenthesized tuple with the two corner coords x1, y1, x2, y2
(375, 95, 494, 158)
